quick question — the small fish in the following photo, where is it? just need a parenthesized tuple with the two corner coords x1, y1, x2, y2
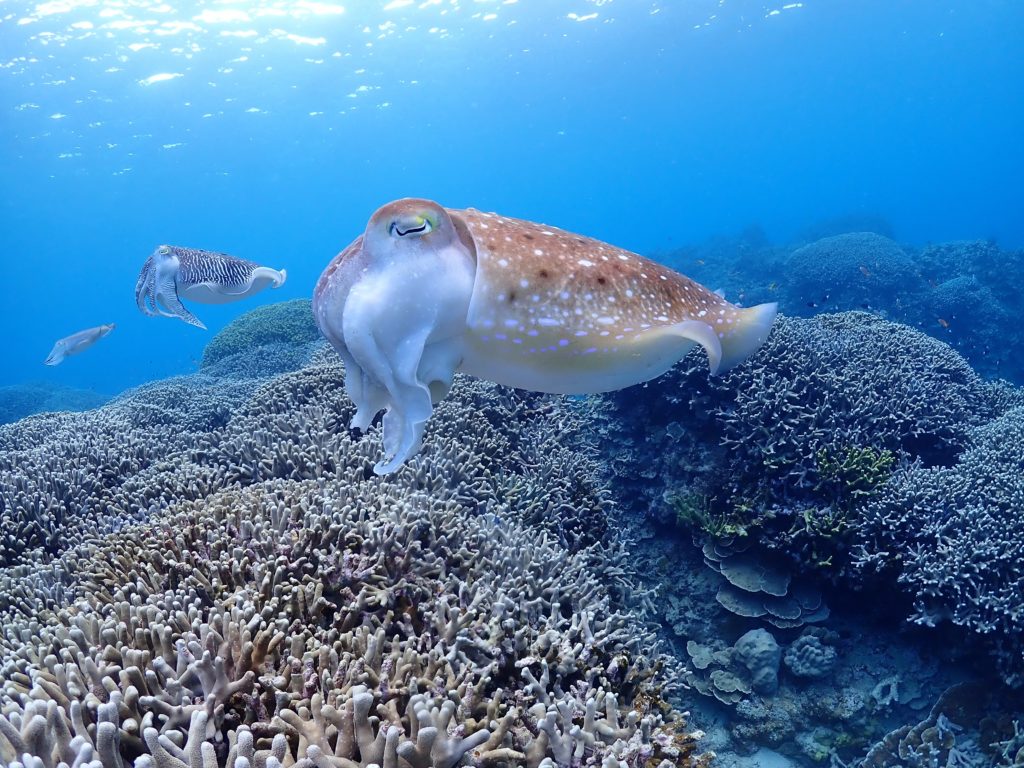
(767, 281, 779, 292)
(859, 265, 872, 278)
(44, 323, 115, 366)
(695, 259, 706, 266)
(937, 317, 950, 329)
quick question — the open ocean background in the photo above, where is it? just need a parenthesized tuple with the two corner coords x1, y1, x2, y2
(1, 0, 1022, 396)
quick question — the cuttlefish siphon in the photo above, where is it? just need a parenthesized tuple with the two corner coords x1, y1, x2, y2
(135, 245, 287, 329)
(44, 323, 115, 366)
(313, 198, 778, 475)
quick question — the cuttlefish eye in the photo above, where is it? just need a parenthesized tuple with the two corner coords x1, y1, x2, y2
(388, 214, 434, 238)
(157, 245, 172, 255)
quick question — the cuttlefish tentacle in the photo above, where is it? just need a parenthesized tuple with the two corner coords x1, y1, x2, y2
(313, 198, 777, 475)
(134, 245, 287, 329)
(134, 256, 158, 317)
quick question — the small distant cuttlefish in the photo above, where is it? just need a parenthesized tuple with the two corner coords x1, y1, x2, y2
(135, 245, 287, 329)
(313, 198, 778, 475)
(44, 323, 115, 366)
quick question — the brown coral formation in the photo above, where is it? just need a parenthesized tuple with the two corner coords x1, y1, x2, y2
(0, 353, 708, 767)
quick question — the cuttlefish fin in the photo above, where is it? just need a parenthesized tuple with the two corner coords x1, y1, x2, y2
(664, 320, 724, 375)
(647, 301, 777, 376)
(717, 302, 777, 373)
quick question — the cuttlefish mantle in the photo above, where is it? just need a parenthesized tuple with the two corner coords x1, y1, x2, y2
(313, 198, 778, 475)
(45, 323, 115, 365)
(135, 245, 287, 329)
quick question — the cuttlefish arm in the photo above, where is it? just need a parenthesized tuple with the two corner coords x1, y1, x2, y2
(45, 323, 116, 366)
(313, 198, 777, 475)
(135, 256, 157, 316)
(135, 245, 287, 329)
(313, 202, 476, 474)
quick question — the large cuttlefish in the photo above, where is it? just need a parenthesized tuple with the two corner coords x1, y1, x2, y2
(135, 245, 287, 329)
(313, 198, 777, 475)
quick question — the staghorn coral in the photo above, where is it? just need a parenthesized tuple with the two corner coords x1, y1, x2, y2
(0, 349, 708, 767)
(857, 406, 1024, 684)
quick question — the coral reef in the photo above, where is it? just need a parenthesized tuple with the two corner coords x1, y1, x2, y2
(857, 406, 1024, 684)
(592, 307, 1024, 759)
(785, 233, 921, 314)
(200, 300, 322, 371)
(0, 345, 708, 767)
(597, 312, 1003, 582)
(0, 382, 107, 426)
(782, 629, 838, 681)
(661, 234, 1024, 384)
(0, 375, 260, 570)
(858, 680, 1023, 768)
(702, 539, 828, 631)
(679, 619, 951, 765)
(0, 332, 337, 573)
(732, 630, 781, 697)
(795, 215, 895, 243)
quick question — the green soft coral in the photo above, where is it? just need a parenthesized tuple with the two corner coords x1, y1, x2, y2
(814, 445, 895, 512)
(670, 491, 757, 538)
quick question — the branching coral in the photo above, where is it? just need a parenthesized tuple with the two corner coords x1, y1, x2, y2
(596, 312, 1005, 581)
(0, 346, 708, 767)
(857, 406, 1024, 683)
(200, 300, 322, 371)
(0, 382, 107, 426)
(785, 233, 922, 315)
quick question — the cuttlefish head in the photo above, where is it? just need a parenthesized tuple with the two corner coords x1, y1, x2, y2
(314, 197, 478, 475)
(362, 198, 465, 261)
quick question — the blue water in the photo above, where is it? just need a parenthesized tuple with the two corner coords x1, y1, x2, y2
(1, 0, 1022, 396)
